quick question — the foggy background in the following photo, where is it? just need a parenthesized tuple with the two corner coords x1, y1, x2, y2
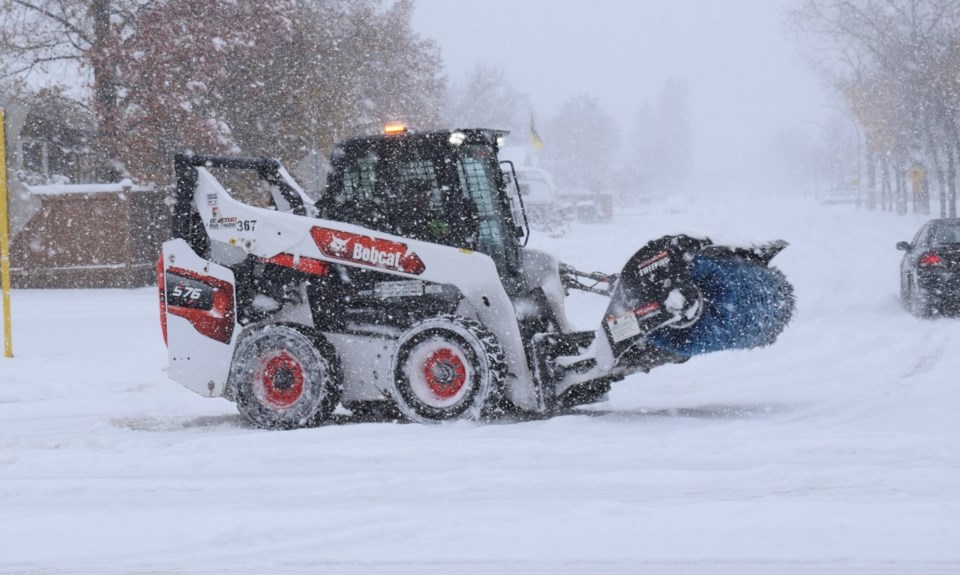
(413, 0, 830, 188)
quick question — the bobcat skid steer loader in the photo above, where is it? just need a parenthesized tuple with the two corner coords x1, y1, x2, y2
(158, 125, 794, 428)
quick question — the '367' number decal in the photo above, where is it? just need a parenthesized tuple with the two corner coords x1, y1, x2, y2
(236, 220, 256, 232)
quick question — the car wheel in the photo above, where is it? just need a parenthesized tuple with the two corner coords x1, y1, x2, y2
(909, 280, 935, 318)
(230, 324, 341, 429)
(900, 273, 912, 309)
(390, 315, 506, 424)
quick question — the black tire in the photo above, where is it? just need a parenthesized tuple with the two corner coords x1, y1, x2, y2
(915, 292, 935, 317)
(900, 273, 912, 309)
(230, 324, 341, 429)
(390, 315, 506, 424)
(907, 275, 935, 318)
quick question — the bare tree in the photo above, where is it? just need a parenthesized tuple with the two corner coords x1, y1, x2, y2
(788, 0, 960, 215)
(445, 64, 530, 136)
(0, 0, 154, 176)
(542, 94, 620, 191)
(652, 78, 693, 193)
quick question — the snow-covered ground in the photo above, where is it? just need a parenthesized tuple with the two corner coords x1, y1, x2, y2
(2, 189, 959, 574)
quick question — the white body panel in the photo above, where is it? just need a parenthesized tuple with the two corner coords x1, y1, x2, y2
(325, 333, 395, 402)
(518, 249, 570, 332)
(161, 239, 239, 397)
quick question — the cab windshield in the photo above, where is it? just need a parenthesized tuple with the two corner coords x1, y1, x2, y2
(455, 144, 521, 284)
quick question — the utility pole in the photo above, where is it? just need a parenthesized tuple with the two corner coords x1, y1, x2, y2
(0, 107, 13, 357)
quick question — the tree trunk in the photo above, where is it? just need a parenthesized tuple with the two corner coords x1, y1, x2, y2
(922, 123, 946, 217)
(865, 147, 877, 211)
(90, 0, 119, 181)
(919, 168, 930, 215)
(910, 162, 930, 215)
(880, 158, 892, 212)
(931, 148, 947, 218)
(949, 151, 958, 218)
(895, 164, 907, 215)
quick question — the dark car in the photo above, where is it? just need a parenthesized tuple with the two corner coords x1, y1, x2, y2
(897, 218, 960, 316)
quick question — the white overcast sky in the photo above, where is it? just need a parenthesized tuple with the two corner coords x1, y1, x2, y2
(411, 0, 833, 178)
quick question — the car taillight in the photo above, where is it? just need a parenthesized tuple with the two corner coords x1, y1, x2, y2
(919, 251, 944, 266)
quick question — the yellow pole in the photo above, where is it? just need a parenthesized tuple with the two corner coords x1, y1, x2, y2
(0, 107, 13, 357)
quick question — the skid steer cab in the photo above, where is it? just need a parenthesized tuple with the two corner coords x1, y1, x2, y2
(159, 125, 795, 429)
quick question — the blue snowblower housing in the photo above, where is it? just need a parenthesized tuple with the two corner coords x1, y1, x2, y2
(603, 235, 795, 366)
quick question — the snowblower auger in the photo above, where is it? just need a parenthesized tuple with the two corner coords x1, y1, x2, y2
(159, 125, 795, 428)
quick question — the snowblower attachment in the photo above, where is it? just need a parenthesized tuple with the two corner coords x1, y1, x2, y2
(601, 235, 794, 372)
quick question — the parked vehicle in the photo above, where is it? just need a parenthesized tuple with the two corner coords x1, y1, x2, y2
(897, 218, 960, 316)
(556, 188, 615, 222)
(501, 166, 569, 236)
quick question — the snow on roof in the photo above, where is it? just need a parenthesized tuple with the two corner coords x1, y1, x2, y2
(27, 179, 155, 196)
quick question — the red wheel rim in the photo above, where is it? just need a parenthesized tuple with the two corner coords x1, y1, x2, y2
(422, 348, 467, 399)
(257, 351, 305, 409)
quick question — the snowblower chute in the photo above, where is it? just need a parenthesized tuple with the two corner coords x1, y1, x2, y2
(158, 126, 794, 428)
